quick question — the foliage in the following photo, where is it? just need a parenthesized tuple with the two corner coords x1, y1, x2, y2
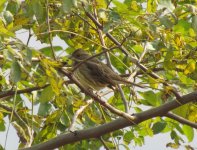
(0, 0, 196, 149)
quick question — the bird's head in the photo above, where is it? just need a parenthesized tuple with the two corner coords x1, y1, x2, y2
(71, 49, 90, 61)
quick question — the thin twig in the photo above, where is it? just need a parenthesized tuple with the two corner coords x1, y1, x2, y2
(0, 103, 27, 127)
(117, 85, 129, 112)
(73, 11, 97, 30)
(99, 137, 110, 150)
(36, 30, 106, 49)
(26, 29, 32, 46)
(128, 42, 148, 81)
(106, 0, 113, 9)
(46, 0, 56, 60)
(69, 99, 93, 131)
(4, 86, 18, 149)
(0, 84, 49, 99)
(165, 112, 197, 129)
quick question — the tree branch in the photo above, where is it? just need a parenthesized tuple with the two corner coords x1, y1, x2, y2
(165, 112, 197, 129)
(0, 84, 49, 99)
(68, 99, 93, 131)
(0, 103, 27, 127)
(21, 91, 197, 150)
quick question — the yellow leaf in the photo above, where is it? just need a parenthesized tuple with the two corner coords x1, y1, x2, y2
(166, 142, 180, 149)
(174, 35, 184, 47)
(188, 111, 197, 122)
(14, 15, 30, 26)
(184, 60, 196, 75)
(86, 107, 103, 124)
(0, 112, 3, 120)
(131, 1, 140, 11)
(50, 78, 60, 95)
(148, 76, 159, 89)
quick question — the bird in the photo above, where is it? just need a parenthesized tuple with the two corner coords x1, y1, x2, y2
(70, 49, 142, 91)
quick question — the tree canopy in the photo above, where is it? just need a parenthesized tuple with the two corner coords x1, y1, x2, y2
(0, 0, 197, 149)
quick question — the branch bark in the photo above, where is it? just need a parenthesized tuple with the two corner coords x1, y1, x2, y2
(165, 112, 197, 129)
(0, 84, 49, 99)
(21, 91, 197, 150)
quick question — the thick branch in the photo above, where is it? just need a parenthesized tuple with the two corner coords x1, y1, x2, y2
(21, 91, 197, 150)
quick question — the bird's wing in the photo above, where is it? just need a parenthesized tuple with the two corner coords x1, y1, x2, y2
(101, 65, 131, 85)
(85, 61, 130, 86)
(84, 61, 116, 85)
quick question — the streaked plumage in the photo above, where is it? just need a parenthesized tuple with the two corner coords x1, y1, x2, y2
(71, 49, 140, 90)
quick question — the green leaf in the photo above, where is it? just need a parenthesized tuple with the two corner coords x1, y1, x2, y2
(0, 19, 14, 37)
(0, 120, 5, 131)
(147, 0, 157, 13)
(152, 121, 167, 134)
(159, 16, 173, 28)
(164, 48, 175, 70)
(3, 11, 13, 24)
(139, 91, 162, 106)
(39, 46, 62, 57)
(170, 130, 177, 140)
(172, 103, 190, 118)
(39, 86, 55, 103)
(178, 72, 195, 86)
(45, 110, 60, 124)
(25, 47, 32, 63)
(184, 60, 196, 75)
(173, 20, 191, 35)
(183, 125, 194, 142)
(0, 144, 4, 150)
(60, 111, 70, 127)
(110, 54, 126, 74)
(31, 0, 45, 23)
(62, 0, 77, 13)
(6, 0, 21, 14)
(132, 44, 143, 53)
(123, 131, 134, 144)
(10, 60, 21, 83)
(0, 0, 6, 12)
(113, 0, 128, 12)
(103, 141, 116, 149)
(38, 102, 52, 116)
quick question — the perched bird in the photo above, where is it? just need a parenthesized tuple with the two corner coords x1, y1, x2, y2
(71, 49, 142, 90)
